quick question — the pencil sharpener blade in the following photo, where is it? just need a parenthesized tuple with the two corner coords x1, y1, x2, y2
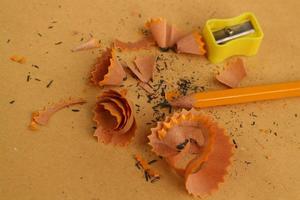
(202, 12, 264, 63)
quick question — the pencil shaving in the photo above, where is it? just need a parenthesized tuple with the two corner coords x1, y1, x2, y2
(146, 18, 184, 48)
(93, 90, 136, 146)
(148, 109, 233, 197)
(216, 57, 247, 88)
(176, 32, 206, 55)
(90, 48, 126, 86)
(185, 125, 233, 197)
(29, 97, 86, 130)
(72, 38, 100, 52)
(167, 25, 185, 47)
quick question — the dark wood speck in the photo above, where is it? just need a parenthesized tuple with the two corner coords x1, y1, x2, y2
(55, 41, 62, 45)
(32, 64, 39, 69)
(46, 80, 54, 88)
(232, 139, 238, 148)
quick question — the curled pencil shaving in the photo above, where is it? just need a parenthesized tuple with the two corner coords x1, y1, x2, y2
(93, 90, 136, 146)
(150, 110, 213, 155)
(97, 90, 134, 133)
(10, 55, 26, 64)
(165, 141, 191, 176)
(90, 48, 111, 85)
(134, 154, 160, 181)
(216, 57, 247, 88)
(90, 48, 126, 86)
(114, 36, 155, 50)
(29, 97, 86, 130)
(148, 109, 233, 197)
(71, 38, 100, 52)
(185, 127, 233, 197)
(145, 18, 184, 48)
(176, 32, 206, 55)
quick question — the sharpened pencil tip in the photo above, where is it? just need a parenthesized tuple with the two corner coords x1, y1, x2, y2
(168, 95, 194, 109)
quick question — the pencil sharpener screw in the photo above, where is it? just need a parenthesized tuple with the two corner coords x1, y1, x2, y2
(225, 27, 234, 36)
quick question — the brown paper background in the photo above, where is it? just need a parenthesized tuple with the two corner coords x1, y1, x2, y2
(1, 0, 300, 199)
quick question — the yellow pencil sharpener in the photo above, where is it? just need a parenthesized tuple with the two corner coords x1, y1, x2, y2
(202, 12, 264, 63)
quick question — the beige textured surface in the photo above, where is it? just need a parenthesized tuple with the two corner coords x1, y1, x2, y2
(0, 0, 300, 199)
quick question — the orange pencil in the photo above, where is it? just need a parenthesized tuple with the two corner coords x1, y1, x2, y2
(169, 81, 300, 109)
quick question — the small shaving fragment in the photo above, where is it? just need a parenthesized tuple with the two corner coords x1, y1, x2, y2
(148, 109, 233, 197)
(29, 97, 86, 130)
(138, 82, 155, 94)
(10, 55, 26, 64)
(134, 154, 160, 182)
(216, 57, 247, 88)
(93, 90, 136, 146)
(176, 32, 206, 55)
(90, 48, 126, 86)
(127, 55, 156, 83)
(145, 18, 184, 48)
(134, 55, 156, 82)
(72, 38, 100, 52)
(114, 36, 155, 50)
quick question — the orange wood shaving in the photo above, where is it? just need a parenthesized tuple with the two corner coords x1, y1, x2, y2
(93, 90, 136, 146)
(71, 38, 100, 52)
(90, 48, 126, 86)
(134, 154, 160, 178)
(176, 32, 206, 55)
(193, 32, 206, 55)
(29, 97, 86, 130)
(165, 90, 180, 102)
(216, 57, 246, 88)
(10, 55, 26, 64)
(145, 18, 184, 49)
(148, 109, 233, 197)
(119, 88, 128, 96)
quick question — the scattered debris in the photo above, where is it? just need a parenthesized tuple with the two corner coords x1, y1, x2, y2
(10, 55, 26, 64)
(134, 154, 160, 183)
